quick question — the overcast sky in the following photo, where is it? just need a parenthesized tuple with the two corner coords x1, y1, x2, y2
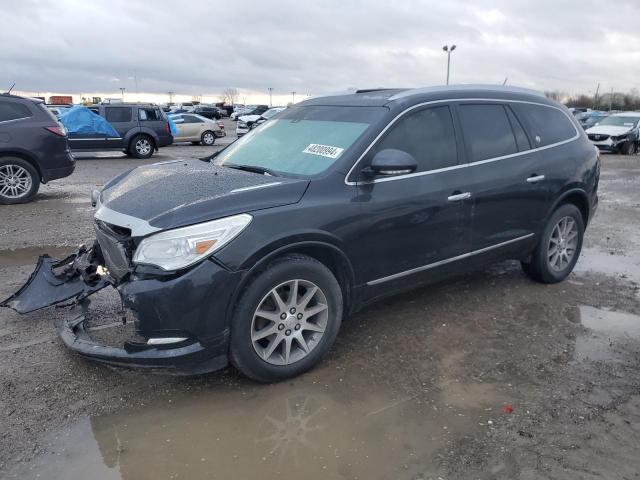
(2, 0, 639, 103)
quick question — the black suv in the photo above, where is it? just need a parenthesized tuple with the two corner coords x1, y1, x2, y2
(193, 105, 222, 120)
(3, 86, 599, 382)
(0, 93, 74, 204)
(69, 103, 173, 159)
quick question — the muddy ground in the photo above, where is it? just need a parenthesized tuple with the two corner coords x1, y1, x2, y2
(1, 132, 639, 479)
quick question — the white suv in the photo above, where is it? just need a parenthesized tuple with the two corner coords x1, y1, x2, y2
(585, 112, 640, 154)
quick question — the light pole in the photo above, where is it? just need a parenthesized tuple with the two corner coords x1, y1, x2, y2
(291, 91, 296, 104)
(268, 88, 273, 107)
(168, 91, 174, 105)
(442, 45, 456, 85)
(119, 87, 126, 100)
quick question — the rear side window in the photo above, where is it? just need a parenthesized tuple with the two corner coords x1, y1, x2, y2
(512, 103, 576, 147)
(139, 108, 162, 121)
(0, 101, 32, 122)
(458, 104, 518, 162)
(373, 105, 458, 172)
(105, 107, 132, 123)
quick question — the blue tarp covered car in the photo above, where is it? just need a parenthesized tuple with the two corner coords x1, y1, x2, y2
(59, 106, 119, 137)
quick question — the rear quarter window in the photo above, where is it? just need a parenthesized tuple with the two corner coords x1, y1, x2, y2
(0, 101, 33, 122)
(139, 108, 162, 121)
(512, 103, 577, 147)
(105, 107, 132, 123)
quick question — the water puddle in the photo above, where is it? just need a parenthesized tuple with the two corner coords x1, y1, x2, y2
(575, 248, 640, 285)
(0, 246, 75, 268)
(6, 356, 499, 480)
(574, 306, 640, 362)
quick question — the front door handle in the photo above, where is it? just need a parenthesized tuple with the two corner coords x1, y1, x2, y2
(527, 174, 546, 183)
(447, 192, 472, 202)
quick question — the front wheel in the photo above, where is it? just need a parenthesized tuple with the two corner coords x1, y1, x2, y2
(620, 141, 637, 155)
(230, 255, 343, 382)
(201, 130, 216, 146)
(521, 203, 584, 283)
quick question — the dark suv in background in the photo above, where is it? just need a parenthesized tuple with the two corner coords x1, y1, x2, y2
(70, 103, 173, 159)
(0, 93, 74, 204)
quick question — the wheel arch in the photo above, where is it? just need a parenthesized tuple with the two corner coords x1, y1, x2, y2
(126, 128, 158, 151)
(225, 240, 356, 326)
(547, 187, 590, 227)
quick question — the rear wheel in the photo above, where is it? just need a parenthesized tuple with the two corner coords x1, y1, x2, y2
(0, 157, 40, 204)
(201, 130, 216, 146)
(521, 203, 584, 283)
(128, 135, 154, 159)
(230, 255, 343, 382)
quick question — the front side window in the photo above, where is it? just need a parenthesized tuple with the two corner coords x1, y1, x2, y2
(370, 106, 458, 172)
(0, 101, 32, 122)
(105, 107, 132, 123)
(215, 105, 383, 177)
(512, 103, 577, 147)
(458, 104, 518, 162)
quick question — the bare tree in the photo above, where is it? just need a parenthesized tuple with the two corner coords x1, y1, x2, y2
(221, 88, 239, 105)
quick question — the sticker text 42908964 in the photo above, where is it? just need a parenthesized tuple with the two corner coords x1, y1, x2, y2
(302, 144, 345, 159)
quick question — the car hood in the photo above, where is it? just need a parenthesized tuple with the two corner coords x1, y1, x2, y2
(585, 125, 633, 136)
(96, 159, 309, 233)
(238, 114, 261, 123)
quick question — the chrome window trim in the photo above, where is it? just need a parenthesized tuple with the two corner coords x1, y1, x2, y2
(366, 233, 535, 286)
(345, 98, 580, 186)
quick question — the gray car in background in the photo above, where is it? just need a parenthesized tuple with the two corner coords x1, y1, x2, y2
(0, 93, 75, 204)
(70, 103, 173, 159)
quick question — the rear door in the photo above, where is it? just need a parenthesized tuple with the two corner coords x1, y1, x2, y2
(354, 104, 474, 288)
(455, 101, 548, 252)
(103, 106, 133, 148)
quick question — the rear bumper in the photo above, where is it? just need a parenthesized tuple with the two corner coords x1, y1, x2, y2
(41, 151, 75, 183)
(156, 134, 173, 148)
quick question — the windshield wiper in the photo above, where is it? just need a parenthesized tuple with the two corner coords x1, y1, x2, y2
(224, 163, 278, 176)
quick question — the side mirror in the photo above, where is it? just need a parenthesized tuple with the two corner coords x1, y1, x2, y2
(363, 149, 418, 177)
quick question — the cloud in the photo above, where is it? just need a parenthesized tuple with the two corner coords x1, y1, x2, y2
(0, 0, 638, 98)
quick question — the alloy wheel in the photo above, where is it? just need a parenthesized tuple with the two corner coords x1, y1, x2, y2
(136, 138, 151, 155)
(251, 279, 329, 366)
(547, 216, 578, 271)
(203, 132, 215, 145)
(0, 164, 32, 199)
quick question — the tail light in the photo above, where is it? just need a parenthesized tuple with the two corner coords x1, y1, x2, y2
(217, 121, 224, 129)
(165, 122, 170, 134)
(44, 125, 67, 137)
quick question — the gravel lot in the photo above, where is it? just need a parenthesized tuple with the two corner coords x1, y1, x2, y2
(1, 124, 639, 479)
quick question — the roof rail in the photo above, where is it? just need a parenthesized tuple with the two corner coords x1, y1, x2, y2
(388, 84, 546, 101)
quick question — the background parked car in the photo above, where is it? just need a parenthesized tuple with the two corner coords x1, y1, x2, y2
(169, 113, 224, 145)
(193, 105, 222, 120)
(46, 104, 72, 118)
(0, 93, 74, 204)
(236, 106, 285, 137)
(64, 103, 173, 159)
(576, 111, 608, 130)
(585, 112, 640, 154)
(230, 105, 269, 120)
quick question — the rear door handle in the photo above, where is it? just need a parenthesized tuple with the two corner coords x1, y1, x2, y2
(527, 174, 545, 183)
(447, 192, 472, 202)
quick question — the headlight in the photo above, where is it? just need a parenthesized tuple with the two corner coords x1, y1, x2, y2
(133, 214, 252, 270)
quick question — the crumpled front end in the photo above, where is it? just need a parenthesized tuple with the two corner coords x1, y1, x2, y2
(1, 220, 240, 374)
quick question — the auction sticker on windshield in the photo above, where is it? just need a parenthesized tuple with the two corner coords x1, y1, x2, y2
(303, 144, 345, 159)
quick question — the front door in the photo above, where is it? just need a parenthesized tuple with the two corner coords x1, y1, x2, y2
(352, 105, 473, 290)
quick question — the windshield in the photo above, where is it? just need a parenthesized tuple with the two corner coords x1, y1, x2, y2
(598, 116, 639, 127)
(262, 108, 283, 119)
(215, 105, 384, 176)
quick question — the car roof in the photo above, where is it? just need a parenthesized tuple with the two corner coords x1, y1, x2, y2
(300, 85, 551, 108)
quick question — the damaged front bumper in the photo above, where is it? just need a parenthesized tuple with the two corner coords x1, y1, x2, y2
(1, 242, 241, 374)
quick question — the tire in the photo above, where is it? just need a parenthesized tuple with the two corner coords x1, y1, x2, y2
(230, 254, 343, 382)
(128, 135, 155, 159)
(0, 157, 40, 205)
(521, 203, 584, 283)
(200, 130, 216, 146)
(620, 141, 636, 155)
